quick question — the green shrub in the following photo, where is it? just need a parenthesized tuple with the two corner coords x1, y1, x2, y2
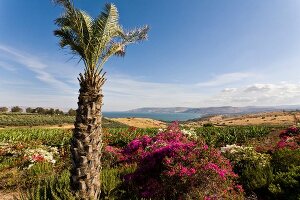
(239, 162, 273, 192)
(19, 170, 75, 200)
(271, 148, 300, 173)
(18, 165, 137, 200)
(22, 162, 56, 187)
(100, 164, 136, 200)
(266, 148, 300, 199)
(203, 123, 214, 127)
(222, 145, 273, 192)
(268, 166, 300, 200)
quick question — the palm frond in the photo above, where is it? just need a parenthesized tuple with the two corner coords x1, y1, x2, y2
(54, 1, 94, 63)
(54, 1, 149, 81)
(98, 42, 125, 69)
(54, 28, 85, 59)
(53, 0, 73, 11)
(91, 4, 121, 60)
(122, 25, 149, 44)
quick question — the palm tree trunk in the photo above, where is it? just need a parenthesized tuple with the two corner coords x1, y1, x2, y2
(70, 73, 104, 199)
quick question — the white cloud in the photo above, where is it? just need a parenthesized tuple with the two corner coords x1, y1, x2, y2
(221, 88, 237, 93)
(102, 75, 300, 110)
(211, 82, 300, 106)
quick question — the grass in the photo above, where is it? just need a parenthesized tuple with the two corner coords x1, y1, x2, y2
(0, 129, 71, 146)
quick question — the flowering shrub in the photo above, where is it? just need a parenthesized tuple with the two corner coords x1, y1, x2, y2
(181, 128, 198, 139)
(103, 127, 157, 147)
(102, 145, 125, 167)
(121, 122, 243, 199)
(276, 126, 300, 150)
(24, 147, 58, 168)
(221, 144, 271, 167)
(221, 144, 272, 192)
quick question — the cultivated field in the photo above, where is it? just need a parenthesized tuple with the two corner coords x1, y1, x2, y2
(0, 113, 299, 199)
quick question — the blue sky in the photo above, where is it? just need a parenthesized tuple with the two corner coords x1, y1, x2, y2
(1, 0, 300, 111)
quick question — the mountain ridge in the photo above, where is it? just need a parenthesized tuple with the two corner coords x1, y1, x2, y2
(128, 105, 300, 116)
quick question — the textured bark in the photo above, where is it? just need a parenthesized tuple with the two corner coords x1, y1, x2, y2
(71, 72, 105, 200)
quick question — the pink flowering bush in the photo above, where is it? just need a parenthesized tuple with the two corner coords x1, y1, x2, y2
(121, 122, 243, 200)
(102, 145, 126, 167)
(276, 126, 300, 150)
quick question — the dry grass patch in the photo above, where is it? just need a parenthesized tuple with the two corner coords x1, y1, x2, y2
(110, 117, 167, 128)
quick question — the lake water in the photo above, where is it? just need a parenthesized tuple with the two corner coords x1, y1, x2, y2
(103, 112, 201, 122)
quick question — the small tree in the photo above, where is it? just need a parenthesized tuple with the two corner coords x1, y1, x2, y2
(11, 106, 23, 113)
(68, 108, 76, 116)
(35, 107, 46, 114)
(47, 108, 55, 115)
(55, 109, 64, 115)
(0, 107, 8, 113)
(26, 107, 34, 113)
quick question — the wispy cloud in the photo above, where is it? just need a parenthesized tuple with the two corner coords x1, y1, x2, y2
(0, 45, 46, 69)
(0, 61, 16, 71)
(1, 44, 297, 111)
(0, 44, 75, 94)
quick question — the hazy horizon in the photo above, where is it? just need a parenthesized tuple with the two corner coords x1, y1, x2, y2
(1, 0, 300, 111)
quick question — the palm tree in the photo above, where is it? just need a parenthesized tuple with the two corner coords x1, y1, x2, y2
(53, 0, 149, 199)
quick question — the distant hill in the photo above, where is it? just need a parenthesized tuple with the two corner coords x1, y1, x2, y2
(128, 107, 190, 113)
(128, 105, 300, 116)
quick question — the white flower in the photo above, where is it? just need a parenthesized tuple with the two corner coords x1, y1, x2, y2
(27, 164, 34, 169)
(182, 129, 198, 139)
(158, 128, 165, 132)
(24, 147, 57, 165)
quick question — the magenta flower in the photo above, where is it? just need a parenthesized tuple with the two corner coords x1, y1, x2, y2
(119, 122, 240, 199)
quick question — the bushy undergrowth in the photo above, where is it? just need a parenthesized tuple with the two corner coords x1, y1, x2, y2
(221, 126, 300, 199)
(276, 126, 300, 150)
(19, 170, 75, 200)
(1, 124, 300, 199)
(268, 147, 300, 199)
(221, 145, 273, 192)
(117, 123, 244, 199)
(268, 165, 300, 200)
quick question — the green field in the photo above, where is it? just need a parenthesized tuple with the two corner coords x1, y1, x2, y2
(0, 113, 128, 128)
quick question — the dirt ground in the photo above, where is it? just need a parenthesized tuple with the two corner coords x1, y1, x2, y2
(0, 191, 19, 200)
(0, 124, 74, 129)
(186, 111, 300, 127)
(110, 117, 167, 128)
